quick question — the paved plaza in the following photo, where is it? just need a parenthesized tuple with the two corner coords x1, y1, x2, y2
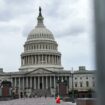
(0, 97, 76, 105)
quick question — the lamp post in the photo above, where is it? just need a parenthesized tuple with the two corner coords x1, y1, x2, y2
(71, 68, 75, 103)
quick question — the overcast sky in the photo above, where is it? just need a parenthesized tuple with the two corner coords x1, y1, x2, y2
(0, 0, 95, 72)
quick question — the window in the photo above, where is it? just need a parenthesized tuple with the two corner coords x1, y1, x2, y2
(75, 77, 77, 80)
(93, 81, 95, 87)
(75, 82, 77, 87)
(80, 77, 82, 79)
(86, 77, 88, 79)
(86, 81, 89, 87)
(80, 82, 82, 87)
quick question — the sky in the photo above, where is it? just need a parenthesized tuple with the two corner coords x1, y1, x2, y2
(0, 0, 95, 72)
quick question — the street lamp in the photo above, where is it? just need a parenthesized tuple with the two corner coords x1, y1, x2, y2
(71, 68, 75, 103)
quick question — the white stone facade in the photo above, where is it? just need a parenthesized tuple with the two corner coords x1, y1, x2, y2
(73, 70, 96, 91)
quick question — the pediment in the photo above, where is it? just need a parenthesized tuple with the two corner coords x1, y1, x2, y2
(27, 68, 54, 75)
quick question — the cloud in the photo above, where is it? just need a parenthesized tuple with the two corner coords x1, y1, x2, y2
(0, 25, 20, 35)
(0, 0, 95, 72)
(57, 34, 95, 70)
(0, 0, 34, 21)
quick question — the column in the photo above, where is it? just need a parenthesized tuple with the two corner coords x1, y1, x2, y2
(25, 57, 26, 65)
(57, 56, 58, 65)
(36, 55, 37, 64)
(29, 56, 31, 64)
(50, 55, 51, 64)
(11, 77, 13, 87)
(42, 55, 43, 64)
(48, 55, 50, 64)
(60, 57, 61, 65)
(34, 55, 36, 64)
(15, 77, 17, 87)
(38, 55, 40, 64)
(44, 55, 46, 64)
(55, 56, 57, 65)
(30, 77, 32, 88)
(21, 57, 23, 66)
(52, 55, 54, 64)
(47, 55, 48, 64)
(46, 55, 47, 64)
(26, 56, 28, 64)
(55, 55, 58, 64)
(28, 56, 30, 64)
(50, 76, 52, 88)
(69, 76, 71, 91)
(26, 77, 28, 88)
(34, 77, 36, 89)
(38, 76, 40, 89)
(50, 55, 53, 64)
(23, 57, 24, 65)
(27, 56, 28, 65)
(23, 77, 24, 97)
(55, 56, 56, 64)
(46, 76, 48, 89)
(29, 56, 30, 64)
(56, 56, 58, 64)
(18, 77, 20, 98)
(53, 55, 55, 64)
(54, 76, 56, 89)
(32, 55, 33, 64)
(39, 55, 40, 64)
(54, 55, 55, 64)
(27, 56, 29, 65)
(45, 55, 47, 64)
(30, 56, 31, 64)
(42, 76, 44, 89)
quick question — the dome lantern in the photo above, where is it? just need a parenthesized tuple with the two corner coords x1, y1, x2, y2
(36, 6, 44, 27)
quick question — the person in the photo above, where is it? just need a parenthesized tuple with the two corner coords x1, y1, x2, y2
(56, 95, 60, 104)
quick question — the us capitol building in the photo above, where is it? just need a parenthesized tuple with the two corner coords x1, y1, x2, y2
(0, 7, 95, 98)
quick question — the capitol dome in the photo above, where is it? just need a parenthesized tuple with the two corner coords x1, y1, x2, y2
(27, 7, 54, 41)
(19, 7, 63, 72)
(27, 27, 55, 41)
